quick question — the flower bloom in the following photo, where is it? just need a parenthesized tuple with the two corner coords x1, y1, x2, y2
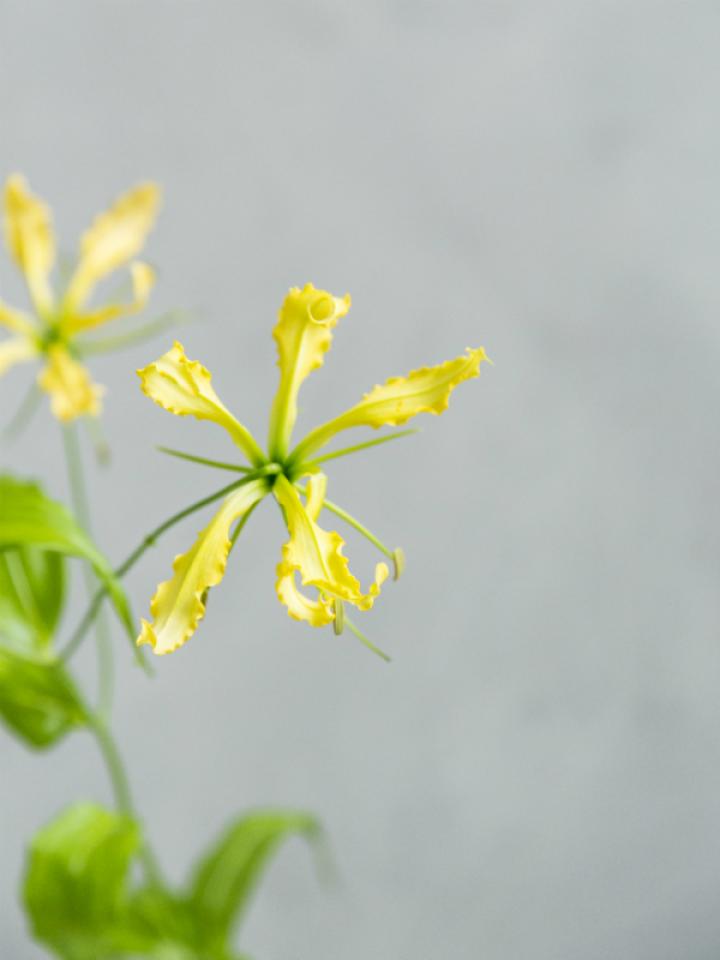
(137, 284, 488, 656)
(0, 175, 160, 421)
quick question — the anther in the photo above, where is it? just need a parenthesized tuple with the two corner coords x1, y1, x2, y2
(333, 598, 345, 635)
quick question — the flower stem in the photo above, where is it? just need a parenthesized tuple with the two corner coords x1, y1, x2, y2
(116, 469, 274, 575)
(62, 424, 114, 717)
(62, 424, 164, 887)
(89, 714, 164, 887)
(2, 381, 41, 440)
(60, 470, 273, 661)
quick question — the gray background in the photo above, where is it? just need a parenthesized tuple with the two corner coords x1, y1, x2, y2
(1, 1, 719, 957)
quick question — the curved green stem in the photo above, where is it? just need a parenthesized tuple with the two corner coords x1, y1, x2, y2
(62, 424, 164, 887)
(89, 714, 164, 886)
(3, 381, 41, 440)
(62, 424, 114, 717)
(60, 468, 276, 661)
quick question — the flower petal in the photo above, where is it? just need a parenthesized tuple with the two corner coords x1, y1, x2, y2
(267, 283, 351, 458)
(62, 262, 155, 335)
(273, 474, 386, 627)
(0, 299, 35, 335)
(304, 472, 327, 522)
(0, 336, 37, 376)
(275, 557, 335, 627)
(356, 561, 389, 611)
(274, 473, 336, 625)
(37, 345, 104, 421)
(291, 347, 488, 463)
(137, 341, 264, 465)
(3, 175, 55, 315)
(137, 479, 268, 655)
(63, 183, 160, 311)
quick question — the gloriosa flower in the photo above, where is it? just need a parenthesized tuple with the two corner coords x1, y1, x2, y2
(137, 284, 488, 656)
(0, 174, 159, 421)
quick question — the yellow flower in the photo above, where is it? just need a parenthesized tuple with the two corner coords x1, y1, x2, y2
(0, 174, 160, 421)
(137, 283, 488, 656)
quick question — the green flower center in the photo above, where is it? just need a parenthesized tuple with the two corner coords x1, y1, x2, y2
(35, 321, 65, 354)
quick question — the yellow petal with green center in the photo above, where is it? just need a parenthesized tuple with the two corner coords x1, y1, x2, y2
(4, 175, 55, 316)
(63, 183, 160, 312)
(267, 283, 351, 458)
(37, 345, 104, 421)
(137, 478, 268, 655)
(273, 474, 387, 627)
(138, 341, 264, 465)
(0, 336, 37, 376)
(291, 347, 488, 463)
(62, 262, 155, 335)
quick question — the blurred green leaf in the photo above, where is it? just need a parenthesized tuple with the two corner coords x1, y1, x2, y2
(0, 474, 132, 633)
(23, 803, 143, 960)
(0, 546, 65, 653)
(0, 648, 87, 748)
(22, 805, 306, 959)
(125, 886, 200, 953)
(189, 810, 320, 945)
(124, 887, 253, 959)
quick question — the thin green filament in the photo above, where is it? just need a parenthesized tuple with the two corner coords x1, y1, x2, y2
(344, 616, 391, 662)
(156, 445, 251, 473)
(306, 428, 419, 468)
(295, 484, 394, 562)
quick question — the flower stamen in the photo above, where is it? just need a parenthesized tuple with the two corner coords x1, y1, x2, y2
(344, 616, 391, 663)
(332, 598, 345, 636)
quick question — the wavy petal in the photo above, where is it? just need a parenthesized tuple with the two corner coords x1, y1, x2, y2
(267, 283, 351, 458)
(291, 347, 488, 463)
(37, 345, 104, 421)
(62, 262, 155, 335)
(63, 183, 160, 311)
(137, 479, 268, 655)
(275, 473, 334, 626)
(273, 474, 387, 627)
(275, 556, 335, 627)
(0, 336, 37, 376)
(3, 175, 55, 315)
(137, 341, 264, 464)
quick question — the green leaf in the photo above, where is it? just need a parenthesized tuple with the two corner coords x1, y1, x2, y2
(0, 475, 132, 633)
(125, 886, 201, 952)
(189, 810, 320, 944)
(0, 648, 87, 748)
(23, 803, 142, 960)
(0, 546, 65, 653)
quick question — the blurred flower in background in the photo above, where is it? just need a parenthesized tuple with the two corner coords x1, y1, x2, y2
(0, 175, 160, 422)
